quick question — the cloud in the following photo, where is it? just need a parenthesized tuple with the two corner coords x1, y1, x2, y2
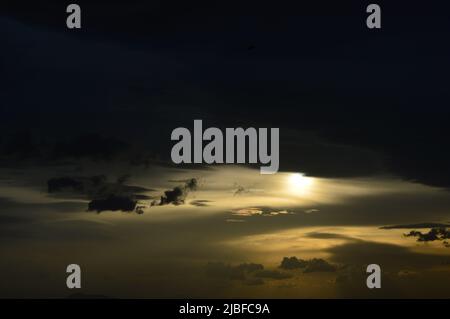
(47, 175, 107, 195)
(88, 195, 137, 213)
(51, 134, 130, 161)
(279, 256, 308, 269)
(151, 178, 198, 206)
(381, 223, 450, 248)
(404, 227, 450, 246)
(303, 258, 337, 273)
(48, 175, 152, 213)
(279, 256, 337, 273)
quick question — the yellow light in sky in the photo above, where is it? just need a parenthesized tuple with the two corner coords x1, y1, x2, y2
(288, 173, 314, 195)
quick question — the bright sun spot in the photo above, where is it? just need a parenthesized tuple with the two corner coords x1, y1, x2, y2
(288, 173, 314, 195)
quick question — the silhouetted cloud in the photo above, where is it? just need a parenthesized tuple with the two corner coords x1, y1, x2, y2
(381, 224, 450, 248)
(52, 134, 130, 161)
(404, 227, 450, 245)
(279, 256, 308, 269)
(279, 256, 337, 272)
(152, 178, 198, 206)
(88, 195, 137, 213)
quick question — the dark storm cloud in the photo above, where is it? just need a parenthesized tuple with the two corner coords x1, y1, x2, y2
(0, 130, 155, 167)
(278, 132, 386, 178)
(2, 1, 450, 190)
(51, 134, 130, 161)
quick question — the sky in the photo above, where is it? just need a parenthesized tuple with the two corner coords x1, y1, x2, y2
(0, 0, 450, 298)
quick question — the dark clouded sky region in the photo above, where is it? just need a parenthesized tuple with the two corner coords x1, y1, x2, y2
(0, 0, 450, 298)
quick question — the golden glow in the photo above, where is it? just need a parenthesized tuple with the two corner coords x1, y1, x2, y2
(288, 173, 314, 195)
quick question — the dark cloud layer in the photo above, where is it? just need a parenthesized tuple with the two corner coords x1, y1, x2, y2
(47, 175, 152, 213)
(88, 195, 136, 213)
(2, 1, 450, 189)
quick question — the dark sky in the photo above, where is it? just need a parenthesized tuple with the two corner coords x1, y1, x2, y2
(1, 1, 450, 299)
(1, 0, 450, 186)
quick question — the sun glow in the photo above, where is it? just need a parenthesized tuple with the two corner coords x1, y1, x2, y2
(288, 173, 314, 195)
